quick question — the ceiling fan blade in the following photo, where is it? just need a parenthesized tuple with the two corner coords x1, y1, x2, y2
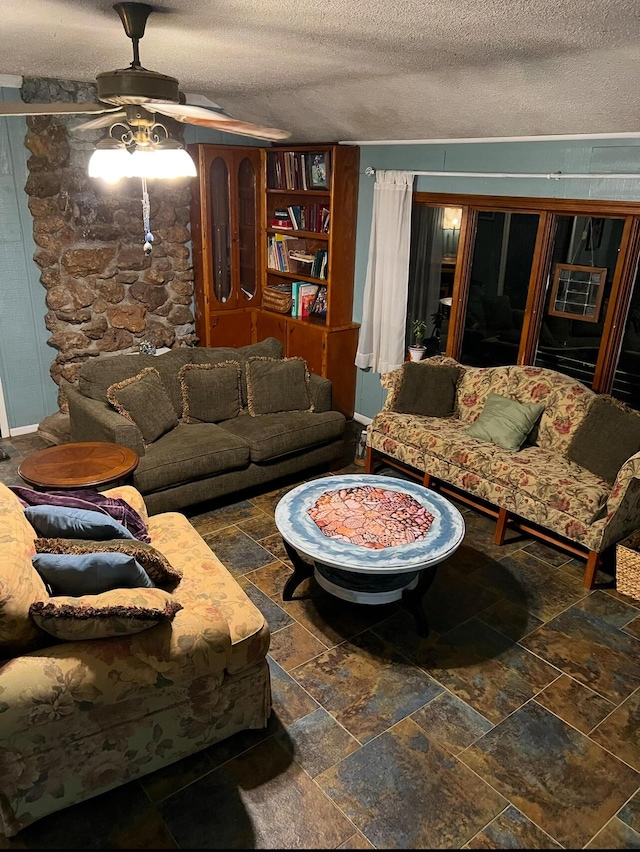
(148, 102, 291, 141)
(73, 111, 127, 131)
(0, 102, 120, 117)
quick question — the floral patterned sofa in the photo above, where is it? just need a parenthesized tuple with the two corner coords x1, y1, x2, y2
(0, 483, 270, 837)
(366, 357, 640, 589)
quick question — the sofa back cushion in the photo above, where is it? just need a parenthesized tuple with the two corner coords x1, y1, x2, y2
(566, 395, 640, 483)
(506, 366, 595, 453)
(78, 349, 193, 416)
(191, 337, 283, 406)
(456, 365, 510, 422)
(0, 484, 49, 658)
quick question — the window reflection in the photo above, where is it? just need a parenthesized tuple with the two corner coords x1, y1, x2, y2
(613, 259, 640, 409)
(406, 205, 455, 356)
(461, 211, 539, 367)
(535, 215, 624, 388)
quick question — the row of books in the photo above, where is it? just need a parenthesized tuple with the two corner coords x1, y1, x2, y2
(292, 282, 327, 319)
(267, 151, 331, 191)
(269, 205, 330, 233)
(267, 235, 328, 280)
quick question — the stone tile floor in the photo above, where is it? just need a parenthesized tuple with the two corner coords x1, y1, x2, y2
(1, 433, 640, 848)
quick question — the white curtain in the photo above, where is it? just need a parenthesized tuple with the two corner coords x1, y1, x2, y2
(355, 170, 415, 374)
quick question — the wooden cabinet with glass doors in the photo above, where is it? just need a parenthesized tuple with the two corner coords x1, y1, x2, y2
(189, 143, 360, 417)
(189, 145, 263, 347)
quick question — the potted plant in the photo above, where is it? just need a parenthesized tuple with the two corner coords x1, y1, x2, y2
(408, 319, 427, 361)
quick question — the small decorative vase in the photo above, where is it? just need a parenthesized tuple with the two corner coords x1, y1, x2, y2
(138, 339, 157, 355)
(408, 346, 426, 362)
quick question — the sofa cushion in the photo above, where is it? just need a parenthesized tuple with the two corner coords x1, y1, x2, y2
(489, 446, 610, 524)
(32, 551, 155, 596)
(567, 395, 640, 484)
(392, 362, 461, 417)
(246, 357, 312, 416)
(107, 367, 179, 444)
(147, 510, 268, 675)
(0, 484, 49, 657)
(179, 361, 242, 423)
(133, 423, 250, 493)
(24, 505, 136, 540)
(78, 350, 194, 416)
(35, 537, 182, 589)
(191, 337, 283, 406)
(455, 365, 510, 422)
(219, 410, 345, 462)
(29, 588, 181, 641)
(506, 366, 596, 453)
(466, 393, 544, 452)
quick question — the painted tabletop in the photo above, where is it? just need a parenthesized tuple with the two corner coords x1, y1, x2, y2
(275, 474, 465, 575)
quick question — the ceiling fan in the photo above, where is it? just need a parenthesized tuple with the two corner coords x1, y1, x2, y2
(0, 1, 290, 143)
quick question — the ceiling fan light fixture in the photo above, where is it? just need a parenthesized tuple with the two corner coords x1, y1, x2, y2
(87, 138, 132, 183)
(129, 139, 196, 179)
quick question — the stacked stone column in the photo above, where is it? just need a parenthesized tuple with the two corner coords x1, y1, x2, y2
(21, 77, 197, 412)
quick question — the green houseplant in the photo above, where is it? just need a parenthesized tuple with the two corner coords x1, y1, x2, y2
(409, 318, 427, 361)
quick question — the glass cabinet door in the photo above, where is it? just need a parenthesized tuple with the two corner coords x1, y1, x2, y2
(237, 156, 258, 303)
(209, 156, 232, 306)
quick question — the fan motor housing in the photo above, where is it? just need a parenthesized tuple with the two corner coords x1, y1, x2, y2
(96, 67, 180, 106)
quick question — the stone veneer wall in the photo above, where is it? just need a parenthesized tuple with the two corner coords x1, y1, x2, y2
(21, 77, 197, 412)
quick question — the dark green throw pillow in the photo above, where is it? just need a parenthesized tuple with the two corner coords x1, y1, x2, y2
(392, 362, 462, 417)
(466, 392, 544, 452)
(246, 356, 313, 416)
(567, 396, 640, 484)
(178, 361, 242, 423)
(107, 367, 178, 444)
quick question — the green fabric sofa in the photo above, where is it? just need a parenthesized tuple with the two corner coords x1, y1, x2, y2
(64, 338, 346, 514)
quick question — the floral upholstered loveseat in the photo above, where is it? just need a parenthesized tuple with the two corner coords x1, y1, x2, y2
(366, 357, 640, 588)
(0, 483, 270, 837)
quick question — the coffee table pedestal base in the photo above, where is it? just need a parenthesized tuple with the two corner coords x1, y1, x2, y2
(281, 540, 437, 637)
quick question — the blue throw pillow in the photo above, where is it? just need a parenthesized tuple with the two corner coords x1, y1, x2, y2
(25, 506, 136, 540)
(32, 552, 155, 596)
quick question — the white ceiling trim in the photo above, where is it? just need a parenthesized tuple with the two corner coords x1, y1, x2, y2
(342, 133, 640, 146)
(0, 75, 22, 89)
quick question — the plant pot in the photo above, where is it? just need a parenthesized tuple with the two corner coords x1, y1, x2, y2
(408, 346, 426, 362)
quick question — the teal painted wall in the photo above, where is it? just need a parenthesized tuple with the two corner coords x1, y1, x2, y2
(0, 87, 57, 430)
(352, 139, 640, 420)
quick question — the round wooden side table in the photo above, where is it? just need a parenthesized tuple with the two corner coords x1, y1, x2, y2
(18, 441, 139, 490)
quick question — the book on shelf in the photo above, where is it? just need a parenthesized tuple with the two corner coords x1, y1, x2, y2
(267, 150, 332, 190)
(311, 248, 328, 279)
(298, 283, 319, 318)
(291, 281, 306, 318)
(267, 235, 310, 272)
(285, 204, 330, 233)
(310, 285, 328, 319)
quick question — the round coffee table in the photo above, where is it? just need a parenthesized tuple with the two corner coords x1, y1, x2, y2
(19, 441, 139, 490)
(275, 473, 465, 636)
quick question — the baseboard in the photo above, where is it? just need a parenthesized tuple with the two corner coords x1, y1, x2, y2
(10, 424, 38, 436)
(353, 412, 373, 425)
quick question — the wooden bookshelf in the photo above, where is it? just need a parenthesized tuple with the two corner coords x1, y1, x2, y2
(189, 142, 360, 417)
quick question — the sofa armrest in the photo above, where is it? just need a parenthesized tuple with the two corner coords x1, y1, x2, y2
(309, 372, 333, 412)
(600, 451, 640, 549)
(380, 368, 404, 411)
(66, 383, 145, 457)
(102, 484, 150, 524)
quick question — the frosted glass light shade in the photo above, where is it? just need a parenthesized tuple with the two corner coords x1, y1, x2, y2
(443, 207, 462, 229)
(130, 147, 196, 179)
(87, 146, 132, 183)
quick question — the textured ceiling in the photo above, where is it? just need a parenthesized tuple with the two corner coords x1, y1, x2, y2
(2, 0, 640, 143)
